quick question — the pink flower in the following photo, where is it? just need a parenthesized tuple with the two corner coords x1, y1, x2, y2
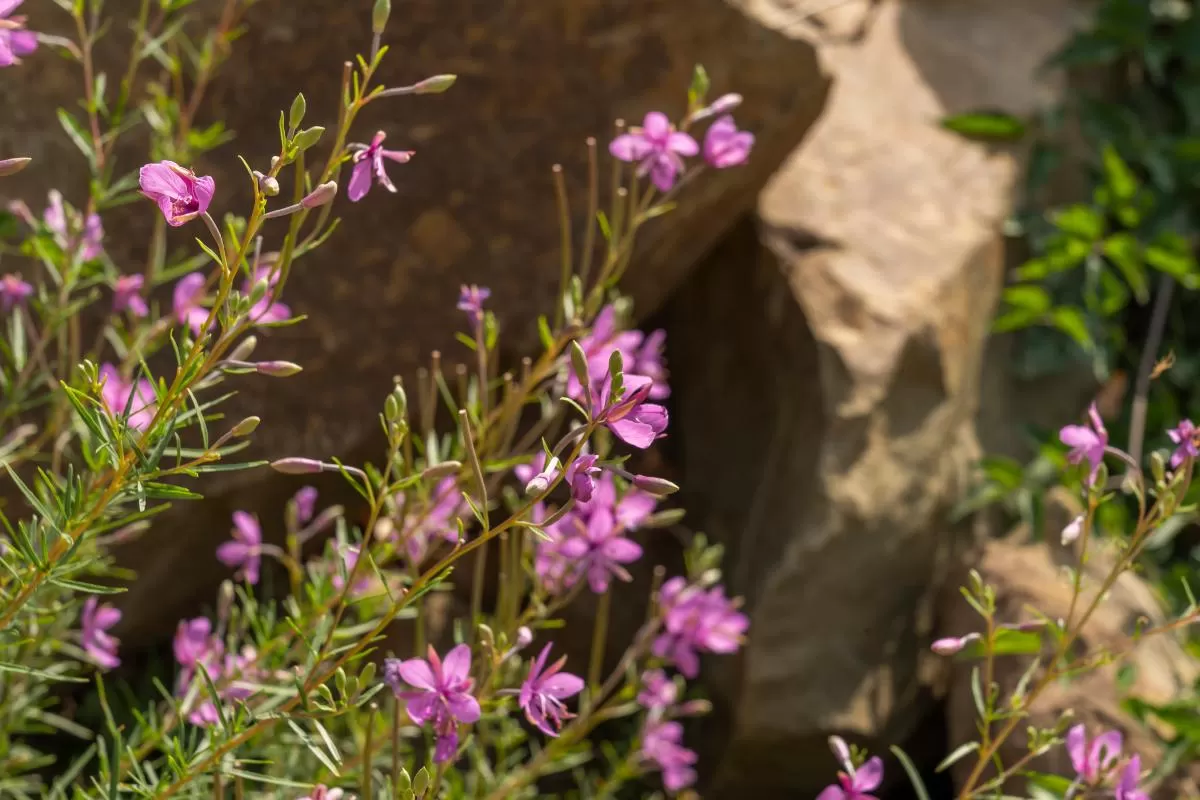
(113, 274, 148, 318)
(518, 643, 584, 737)
(816, 756, 884, 800)
(1167, 418, 1198, 469)
(652, 578, 748, 678)
(0, 0, 37, 68)
(330, 542, 372, 595)
(98, 363, 157, 432)
(703, 115, 754, 168)
(173, 617, 219, 677)
(641, 719, 698, 792)
(138, 160, 215, 227)
(292, 486, 318, 525)
(81, 596, 121, 670)
(609, 112, 698, 192)
(44, 191, 104, 260)
(558, 504, 643, 593)
(347, 131, 413, 202)
(216, 511, 262, 585)
(637, 669, 678, 710)
(567, 305, 669, 403)
(383, 644, 480, 764)
(564, 454, 601, 502)
(298, 787, 346, 800)
(457, 284, 490, 321)
(1067, 724, 1122, 784)
(1059, 403, 1108, 485)
(0, 273, 32, 312)
(1115, 755, 1148, 800)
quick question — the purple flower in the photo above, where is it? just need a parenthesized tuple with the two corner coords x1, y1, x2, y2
(293, 486, 318, 525)
(98, 363, 157, 432)
(1067, 724, 1122, 784)
(816, 756, 884, 800)
(0, 273, 32, 312)
(174, 617, 219, 676)
(394, 477, 466, 565)
(567, 305, 669, 403)
(703, 115, 754, 168)
(532, 504, 574, 594)
(1115, 755, 1148, 800)
(457, 284, 490, 322)
(652, 578, 749, 678)
(347, 131, 414, 202)
(586, 474, 657, 529)
(298, 788, 346, 800)
(592, 375, 669, 450)
(242, 265, 291, 325)
(641, 719, 698, 792)
(113, 274, 148, 318)
(637, 669, 678, 711)
(44, 191, 104, 261)
(1060, 403, 1108, 485)
(559, 505, 643, 593)
(0, 0, 36, 68)
(564, 454, 601, 502)
(139, 161, 215, 227)
(610, 112, 699, 192)
(518, 643, 584, 737)
(216, 511, 263, 585)
(330, 542, 372, 595)
(384, 644, 480, 764)
(81, 596, 121, 670)
(172, 273, 212, 333)
(1167, 418, 1198, 469)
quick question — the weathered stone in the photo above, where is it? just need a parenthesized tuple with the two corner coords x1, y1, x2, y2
(658, 0, 1088, 794)
(0, 1, 828, 642)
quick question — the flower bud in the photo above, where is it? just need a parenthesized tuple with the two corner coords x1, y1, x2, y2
(301, 181, 338, 209)
(257, 172, 280, 197)
(1060, 514, 1084, 546)
(569, 339, 590, 392)
(229, 335, 258, 362)
(677, 699, 712, 717)
(0, 157, 31, 177)
(421, 460, 462, 481)
(229, 416, 261, 437)
(217, 579, 235, 623)
(372, 0, 391, 34)
(930, 632, 981, 656)
(271, 457, 326, 475)
(413, 767, 430, 797)
(515, 625, 533, 649)
(632, 475, 680, 497)
(385, 381, 408, 421)
(828, 736, 852, 770)
(247, 278, 270, 306)
(256, 360, 304, 377)
(412, 74, 457, 94)
(709, 93, 743, 114)
(524, 457, 562, 495)
(270, 155, 281, 170)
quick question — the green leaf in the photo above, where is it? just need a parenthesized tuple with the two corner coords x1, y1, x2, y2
(890, 746, 931, 800)
(0, 660, 87, 683)
(687, 64, 710, 110)
(1002, 285, 1051, 313)
(940, 111, 1027, 142)
(935, 741, 980, 773)
(1049, 307, 1091, 349)
(1103, 233, 1148, 302)
(57, 109, 96, 169)
(1101, 143, 1138, 203)
(1052, 204, 1104, 240)
(537, 315, 555, 351)
(1145, 233, 1200, 288)
(961, 627, 1044, 658)
(1047, 32, 1122, 68)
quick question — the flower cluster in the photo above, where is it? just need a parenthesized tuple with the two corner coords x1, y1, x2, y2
(173, 616, 262, 726)
(1067, 725, 1147, 800)
(0, 0, 36, 68)
(609, 106, 753, 192)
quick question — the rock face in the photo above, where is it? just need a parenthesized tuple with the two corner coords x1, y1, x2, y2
(0, 1, 829, 641)
(659, 0, 1088, 793)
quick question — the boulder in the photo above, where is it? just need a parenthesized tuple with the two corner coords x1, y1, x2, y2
(657, 0, 1089, 793)
(0, 1, 829, 642)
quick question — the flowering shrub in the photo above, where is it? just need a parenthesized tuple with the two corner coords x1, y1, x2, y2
(0, 0, 760, 797)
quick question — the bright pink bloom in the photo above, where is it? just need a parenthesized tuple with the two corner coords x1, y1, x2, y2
(298, 788, 345, 800)
(637, 669, 678, 710)
(216, 511, 262, 585)
(564, 454, 601, 502)
(81, 596, 121, 670)
(641, 719, 698, 792)
(172, 273, 212, 333)
(0, 273, 32, 311)
(174, 617, 219, 677)
(347, 131, 413, 202)
(457, 284, 490, 321)
(0, 0, 37, 68)
(816, 756, 884, 800)
(558, 504, 643, 593)
(293, 486, 318, 525)
(98, 363, 157, 432)
(1167, 418, 1198, 469)
(567, 305, 669, 402)
(113, 274, 148, 318)
(703, 115, 754, 169)
(1115, 755, 1149, 800)
(383, 644, 480, 763)
(652, 577, 748, 678)
(1059, 403, 1107, 484)
(1067, 724, 1122, 784)
(518, 643, 584, 737)
(138, 160, 215, 227)
(589, 373, 668, 450)
(610, 112, 698, 192)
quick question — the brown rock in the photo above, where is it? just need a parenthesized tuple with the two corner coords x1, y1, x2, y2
(0, 1, 829, 642)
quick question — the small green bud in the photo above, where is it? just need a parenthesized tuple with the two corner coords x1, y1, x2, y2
(412, 74, 457, 94)
(229, 335, 258, 362)
(230, 416, 261, 437)
(334, 667, 347, 697)
(359, 661, 377, 687)
(413, 767, 430, 797)
(421, 460, 462, 481)
(1150, 450, 1166, 485)
(292, 126, 325, 152)
(372, 0, 391, 34)
(632, 475, 680, 497)
(569, 339, 590, 390)
(396, 767, 412, 792)
(288, 93, 307, 130)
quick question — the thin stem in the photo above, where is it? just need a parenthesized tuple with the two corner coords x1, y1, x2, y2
(1128, 275, 1174, 468)
(552, 164, 573, 327)
(587, 590, 611, 690)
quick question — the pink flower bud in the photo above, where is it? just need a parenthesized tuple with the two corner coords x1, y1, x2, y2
(0, 157, 31, 177)
(301, 181, 338, 209)
(1061, 514, 1084, 546)
(271, 457, 326, 475)
(931, 633, 981, 656)
(255, 360, 303, 377)
(632, 474, 680, 497)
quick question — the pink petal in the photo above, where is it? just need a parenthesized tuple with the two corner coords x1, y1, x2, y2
(854, 756, 884, 792)
(1066, 724, 1088, 776)
(93, 605, 121, 629)
(10, 29, 36, 57)
(396, 658, 437, 691)
(642, 111, 671, 141)
(602, 537, 642, 564)
(139, 162, 190, 202)
(216, 540, 249, 567)
(232, 511, 261, 546)
(1089, 730, 1122, 773)
(441, 643, 473, 682)
(373, 154, 397, 193)
(609, 133, 653, 162)
(608, 417, 656, 449)
(192, 175, 215, 216)
(541, 672, 584, 699)
(668, 131, 699, 157)
(401, 691, 436, 725)
(1059, 425, 1099, 449)
(446, 691, 481, 723)
(0, 0, 23, 16)
(347, 159, 373, 202)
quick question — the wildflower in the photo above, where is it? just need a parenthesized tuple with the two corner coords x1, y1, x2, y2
(1060, 403, 1107, 485)
(293, 486, 318, 525)
(522, 455, 562, 496)
(216, 511, 263, 585)
(652, 577, 749, 678)
(0, 273, 32, 312)
(44, 190, 103, 260)
(816, 756, 884, 800)
(593, 375, 669, 449)
(384, 644, 480, 763)
(457, 284, 490, 322)
(173, 617, 220, 680)
(394, 477, 466, 565)
(566, 305, 669, 403)
(641, 719, 698, 792)
(564, 453, 601, 502)
(138, 160, 215, 227)
(331, 542, 372, 595)
(0, 0, 37, 68)
(1167, 418, 1199, 469)
(1061, 514, 1084, 547)
(587, 474, 657, 530)
(173, 272, 212, 333)
(347, 131, 413, 202)
(299, 788, 348, 800)
(930, 632, 981, 656)
(558, 505, 643, 593)
(113, 274, 148, 318)
(518, 643, 584, 737)
(532, 504, 574, 594)
(637, 669, 678, 711)
(609, 111, 698, 192)
(1115, 755, 1149, 800)
(242, 267, 291, 325)
(703, 115, 754, 168)
(80, 597, 121, 670)
(1067, 724, 1122, 784)
(98, 363, 157, 432)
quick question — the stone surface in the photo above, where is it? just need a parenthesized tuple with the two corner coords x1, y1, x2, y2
(0, 1, 829, 642)
(658, 0, 1089, 794)
(942, 537, 1198, 797)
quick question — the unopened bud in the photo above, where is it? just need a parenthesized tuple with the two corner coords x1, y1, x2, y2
(709, 93, 742, 114)
(229, 416, 261, 437)
(1060, 514, 1084, 546)
(828, 736, 852, 771)
(229, 335, 258, 362)
(372, 0, 391, 34)
(413, 74, 457, 94)
(0, 157, 31, 177)
(217, 579, 235, 623)
(413, 767, 430, 797)
(271, 457, 326, 475)
(524, 457, 561, 495)
(677, 699, 712, 717)
(930, 632, 981, 656)
(421, 460, 462, 481)
(301, 181, 337, 208)
(256, 360, 303, 377)
(270, 155, 281, 170)
(257, 172, 280, 197)
(515, 625, 533, 649)
(569, 339, 590, 390)
(385, 382, 408, 421)
(292, 126, 325, 152)
(247, 278, 270, 305)
(632, 475, 679, 497)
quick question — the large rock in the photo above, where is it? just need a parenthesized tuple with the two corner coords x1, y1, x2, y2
(0, 1, 828, 642)
(658, 0, 1088, 793)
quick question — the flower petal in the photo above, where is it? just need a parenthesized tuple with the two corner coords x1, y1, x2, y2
(231, 511, 261, 545)
(396, 658, 437, 691)
(441, 643, 473, 682)
(446, 691, 481, 723)
(347, 159, 373, 202)
(541, 672, 584, 699)
(854, 756, 884, 792)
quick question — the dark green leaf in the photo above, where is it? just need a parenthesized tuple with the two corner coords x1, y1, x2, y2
(940, 111, 1027, 142)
